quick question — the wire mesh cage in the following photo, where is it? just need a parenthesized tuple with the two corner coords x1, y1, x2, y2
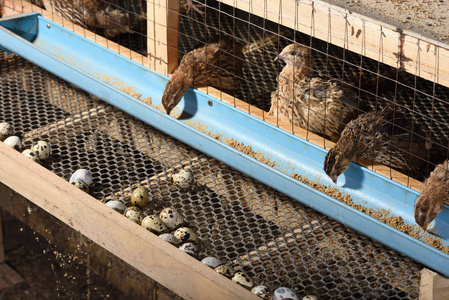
(2, 0, 449, 299)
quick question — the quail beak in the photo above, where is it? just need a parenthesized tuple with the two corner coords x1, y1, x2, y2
(330, 175, 338, 184)
(274, 52, 284, 62)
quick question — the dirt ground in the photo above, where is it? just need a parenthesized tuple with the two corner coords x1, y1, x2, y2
(322, 0, 449, 42)
(0, 215, 131, 300)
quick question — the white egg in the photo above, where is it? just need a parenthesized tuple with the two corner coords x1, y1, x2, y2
(0, 122, 13, 141)
(71, 180, 89, 193)
(251, 285, 271, 300)
(22, 149, 40, 162)
(105, 200, 126, 213)
(214, 264, 235, 279)
(171, 168, 194, 189)
(232, 272, 253, 290)
(178, 242, 199, 257)
(4, 136, 22, 151)
(70, 169, 93, 186)
(201, 256, 223, 268)
(174, 227, 197, 243)
(141, 215, 169, 234)
(124, 207, 143, 225)
(159, 207, 184, 230)
(158, 233, 180, 246)
(302, 296, 318, 300)
(32, 141, 51, 160)
(273, 287, 299, 300)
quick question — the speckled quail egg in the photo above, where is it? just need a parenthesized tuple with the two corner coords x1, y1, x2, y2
(158, 233, 180, 246)
(141, 215, 169, 234)
(201, 256, 223, 269)
(171, 168, 194, 189)
(4, 136, 22, 151)
(232, 272, 253, 290)
(105, 200, 126, 213)
(32, 141, 51, 160)
(71, 180, 89, 193)
(70, 169, 93, 186)
(124, 207, 143, 225)
(131, 186, 149, 208)
(22, 149, 40, 162)
(0, 122, 13, 141)
(272, 287, 299, 300)
(178, 242, 199, 258)
(302, 296, 318, 300)
(174, 227, 197, 243)
(251, 285, 271, 300)
(214, 264, 235, 279)
(159, 207, 184, 230)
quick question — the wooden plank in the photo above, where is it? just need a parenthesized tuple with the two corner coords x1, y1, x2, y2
(217, 0, 449, 89)
(0, 141, 258, 300)
(420, 268, 449, 300)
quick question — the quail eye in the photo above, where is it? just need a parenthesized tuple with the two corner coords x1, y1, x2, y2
(291, 51, 297, 56)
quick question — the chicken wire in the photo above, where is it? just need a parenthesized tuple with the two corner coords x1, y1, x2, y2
(0, 48, 423, 299)
(176, 1, 449, 170)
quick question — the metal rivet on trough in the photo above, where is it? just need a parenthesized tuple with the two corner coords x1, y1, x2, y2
(208, 100, 213, 107)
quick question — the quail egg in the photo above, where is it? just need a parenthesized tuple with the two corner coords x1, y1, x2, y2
(71, 180, 89, 193)
(178, 242, 199, 257)
(70, 169, 93, 186)
(214, 264, 235, 279)
(105, 200, 126, 213)
(0, 122, 13, 141)
(22, 149, 40, 162)
(32, 141, 51, 160)
(131, 186, 149, 208)
(201, 256, 223, 269)
(251, 285, 271, 300)
(232, 272, 253, 290)
(124, 207, 143, 225)
(159, 207, 184, 230)
(174, 227, 197, 243)
(171, 168, 194, 189)
(273, 287, 299, 300)
(4, 136, 22, 151)
(158, 233, 180, 246)
(302, 296, 318, 300)
(141, 215, 169, 234)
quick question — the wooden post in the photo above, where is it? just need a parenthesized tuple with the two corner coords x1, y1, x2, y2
(420, 269, 449, 300)
(147, 0, 179, 75)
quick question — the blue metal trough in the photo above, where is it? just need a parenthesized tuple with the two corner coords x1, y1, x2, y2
(1, 13, 448, 276)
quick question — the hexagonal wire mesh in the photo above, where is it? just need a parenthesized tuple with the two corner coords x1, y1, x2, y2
(0, 47, 422, 298)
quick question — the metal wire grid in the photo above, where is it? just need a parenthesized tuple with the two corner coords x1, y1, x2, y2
(0, 49, 423, 299)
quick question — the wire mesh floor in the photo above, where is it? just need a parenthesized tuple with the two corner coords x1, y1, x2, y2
(0, 49, 425, 298)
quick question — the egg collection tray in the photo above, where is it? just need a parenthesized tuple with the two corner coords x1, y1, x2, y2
(1, 12, 449, 298)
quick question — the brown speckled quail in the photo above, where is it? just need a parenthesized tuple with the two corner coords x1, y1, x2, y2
(415, 160, 449, 231)
(269, 43, 359, 142)
(324, 108, 430, 183)
(41, 0, 143, 38)
(162, 35, 244, 115)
